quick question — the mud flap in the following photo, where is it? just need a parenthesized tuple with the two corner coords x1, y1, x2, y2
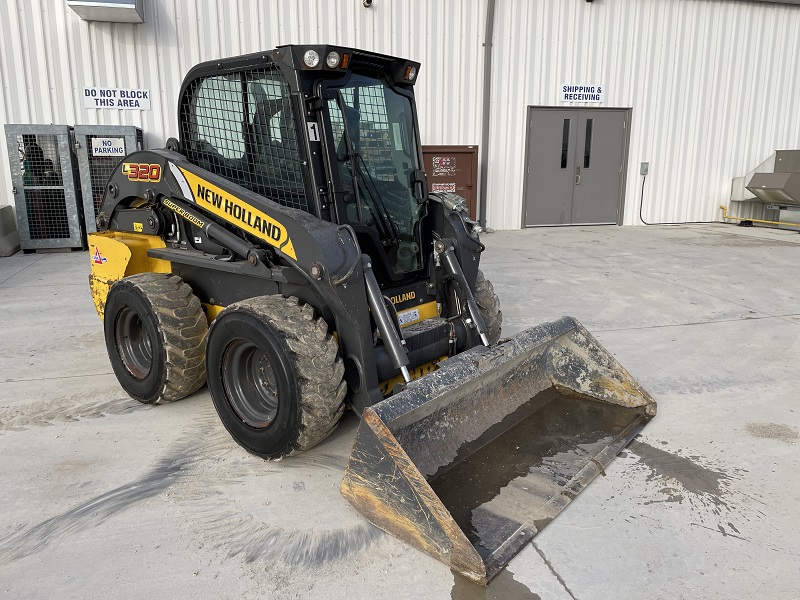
(340, 316, 656, 584)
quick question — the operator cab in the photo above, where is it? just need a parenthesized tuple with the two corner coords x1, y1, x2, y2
(176, 45, 428, 284)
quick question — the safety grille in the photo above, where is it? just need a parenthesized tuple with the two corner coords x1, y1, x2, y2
(179, 67, 308, 213)
(15, 134, 71, 239)
(75, 126, 143, 234)
(348, 86, 394, 182)
(4, 125, 85, 250)
(88, 136, 125, 213)
(328, 87, 394, 182)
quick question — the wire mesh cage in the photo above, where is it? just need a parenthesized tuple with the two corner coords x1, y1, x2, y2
(178, 66, 309, 213)
(74, 125, 143, 233)
(4, 124, 85, 250)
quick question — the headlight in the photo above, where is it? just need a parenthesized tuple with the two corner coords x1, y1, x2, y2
(303, 49, 320, 68)
(326, 51, 341, 68)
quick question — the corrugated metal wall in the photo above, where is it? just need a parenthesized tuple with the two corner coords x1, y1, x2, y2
(0, 0, 486, 218)
(1, 0, 799, 229)
(486, 0, 800, 227)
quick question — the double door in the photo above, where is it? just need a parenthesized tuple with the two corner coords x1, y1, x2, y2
(524, 108, 628, 226)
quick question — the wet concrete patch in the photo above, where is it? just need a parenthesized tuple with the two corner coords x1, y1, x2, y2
(629, 440, 730, 498)
(451, 568, 540, 600)
(626, 440, 746, 516)
(746, 422, 798, 443)
(616, 440, 765, 545)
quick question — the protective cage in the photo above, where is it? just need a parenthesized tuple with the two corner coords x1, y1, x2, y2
(178, 65, 310, 213)
(4, 124, 85, 250)
(74, 125, 143, 233)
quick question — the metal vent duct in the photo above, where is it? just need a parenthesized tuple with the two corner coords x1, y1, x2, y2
(746, 172, 800, 206)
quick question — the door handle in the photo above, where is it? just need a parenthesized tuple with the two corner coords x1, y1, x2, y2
(575, 165, 581, 185)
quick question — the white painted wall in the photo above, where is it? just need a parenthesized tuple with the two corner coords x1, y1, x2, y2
(486, 0, 800, 227)
(1, 0, 799, 229)
(0, 0, 486, 222)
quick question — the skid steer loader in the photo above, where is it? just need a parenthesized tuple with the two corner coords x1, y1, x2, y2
(88, 45, 656, 584)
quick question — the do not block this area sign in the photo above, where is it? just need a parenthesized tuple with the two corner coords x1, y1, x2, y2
(84, 87, 151, 110)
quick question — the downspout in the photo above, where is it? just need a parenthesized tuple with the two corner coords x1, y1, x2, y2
(478, 0, 497, 229)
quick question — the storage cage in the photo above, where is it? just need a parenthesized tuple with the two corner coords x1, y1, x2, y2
(74, 125, 143, 233)
(4, 124, 85, 250)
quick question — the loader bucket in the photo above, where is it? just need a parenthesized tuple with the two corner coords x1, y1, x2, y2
(340, 316, 656, 584)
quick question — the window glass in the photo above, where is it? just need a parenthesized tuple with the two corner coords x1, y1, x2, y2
(325, 73, 423, 274)
(561, 118, 570, 169)
(583, 119, 593, 169)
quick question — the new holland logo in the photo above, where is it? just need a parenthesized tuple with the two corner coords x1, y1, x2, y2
(176, 166, 297, 260)
(91, 247, 108, 265)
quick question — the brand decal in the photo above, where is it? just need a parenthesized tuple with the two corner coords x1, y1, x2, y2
(177, 167, 297, 260)
(390, 291, 416, 305)
(163, 199, 205, 229)
(91, 247, 108, 265)
(122, 162, 162, 182)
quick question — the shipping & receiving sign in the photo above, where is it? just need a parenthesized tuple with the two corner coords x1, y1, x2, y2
(560, 85, 604, 103)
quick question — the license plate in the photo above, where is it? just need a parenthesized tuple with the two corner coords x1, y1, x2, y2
(397, 308, 420, 327)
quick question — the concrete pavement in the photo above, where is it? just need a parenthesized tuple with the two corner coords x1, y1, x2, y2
(0, 223, 798, 599)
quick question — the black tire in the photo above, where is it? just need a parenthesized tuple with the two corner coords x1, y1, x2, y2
(474, 269, 502, 345)
(206, 295, 346, 459)
(104, 273, 208, 404)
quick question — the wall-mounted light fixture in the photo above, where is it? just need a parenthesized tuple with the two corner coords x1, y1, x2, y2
(67, 0, 145, 23)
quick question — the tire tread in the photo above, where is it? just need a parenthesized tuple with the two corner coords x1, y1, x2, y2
(221, 295, 346, 456)
(118, 273, 207, 403)
(474, 269, 503, 345)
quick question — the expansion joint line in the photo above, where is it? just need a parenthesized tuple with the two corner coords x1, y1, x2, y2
(532, 542, 578, 600)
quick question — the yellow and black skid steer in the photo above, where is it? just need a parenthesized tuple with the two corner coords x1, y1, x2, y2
(88, 45, 656, 584)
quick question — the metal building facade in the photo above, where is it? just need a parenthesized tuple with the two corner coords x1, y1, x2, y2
(486, 0, 800, 227)
(1, 0, 799, 230)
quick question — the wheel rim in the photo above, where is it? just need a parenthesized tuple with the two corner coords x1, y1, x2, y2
(221, 339, 280, 428)
(114, 306, 153, 379)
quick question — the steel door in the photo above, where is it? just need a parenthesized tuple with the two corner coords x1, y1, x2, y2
(524, 110, 577, 225)
(524, 108, 627, 226)
(571, 111, 626, 224)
